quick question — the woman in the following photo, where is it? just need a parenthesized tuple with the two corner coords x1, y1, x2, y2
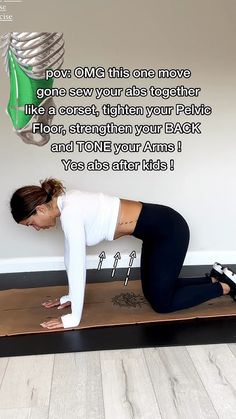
(10, 178, 236, 330)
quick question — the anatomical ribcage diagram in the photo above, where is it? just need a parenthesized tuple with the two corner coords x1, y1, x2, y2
(1, 32, 65, 146)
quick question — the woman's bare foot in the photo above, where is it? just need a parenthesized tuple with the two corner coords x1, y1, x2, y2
(211, 277, 230, 294)
(219, 282, 230, 295)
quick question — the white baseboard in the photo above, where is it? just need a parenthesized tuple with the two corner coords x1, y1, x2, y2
(0, 251, 236, 274)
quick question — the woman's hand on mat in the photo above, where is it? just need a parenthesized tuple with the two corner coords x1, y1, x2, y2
(40, 316, 63, 329)
(41, 298, 71, 309)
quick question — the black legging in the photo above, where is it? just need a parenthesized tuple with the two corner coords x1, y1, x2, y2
(132, 202, 223, 313)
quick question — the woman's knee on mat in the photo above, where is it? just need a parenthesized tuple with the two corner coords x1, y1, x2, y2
(149, 298, 173, 313)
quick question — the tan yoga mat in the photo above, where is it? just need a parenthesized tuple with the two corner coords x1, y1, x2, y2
(1, 279, 236, 336)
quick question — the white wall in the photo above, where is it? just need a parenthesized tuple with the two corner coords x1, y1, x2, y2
(1, 0, 236, 273)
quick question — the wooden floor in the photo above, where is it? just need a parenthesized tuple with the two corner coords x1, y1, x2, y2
(0, 344, 235, 418)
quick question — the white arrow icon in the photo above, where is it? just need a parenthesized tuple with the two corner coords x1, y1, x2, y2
(124, 251, 136, 286)
(97, 251, 106, 270)
(111, 252, 121, 277)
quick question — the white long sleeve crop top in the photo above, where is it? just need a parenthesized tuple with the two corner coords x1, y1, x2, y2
(57, 189, 120, 328)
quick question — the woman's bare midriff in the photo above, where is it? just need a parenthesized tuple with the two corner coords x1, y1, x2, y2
(113, 199, 143, 239)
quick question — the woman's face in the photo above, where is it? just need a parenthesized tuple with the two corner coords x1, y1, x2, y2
(19, 204, 57, 230)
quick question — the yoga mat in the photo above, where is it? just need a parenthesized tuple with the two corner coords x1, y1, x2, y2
(1, 280, 236, 336)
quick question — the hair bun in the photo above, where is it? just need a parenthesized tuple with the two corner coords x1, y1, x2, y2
(40, 178, 66, 198)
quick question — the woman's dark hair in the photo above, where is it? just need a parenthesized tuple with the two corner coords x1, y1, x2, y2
(10, 178, 66, 223)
